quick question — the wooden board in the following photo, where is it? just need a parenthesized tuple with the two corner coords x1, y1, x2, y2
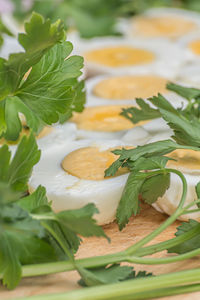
(1, 203, 200, 300)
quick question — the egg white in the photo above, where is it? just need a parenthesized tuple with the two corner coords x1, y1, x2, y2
(177, 32, 200, 64)
(152, 172, 200, 222)
(147, 134, 200, 221)
(176, 63, 200, 85)
(29, 139, 130, 225)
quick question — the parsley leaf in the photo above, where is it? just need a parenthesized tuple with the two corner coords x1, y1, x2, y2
(0, 133, 40, 194)
(116, 172, 147, 230)
(0, 13, 85, 141)
(149, 94, 200, 147)
(121, 98, 161, 124)
(78, 264, 134, 287)
(167, 82, 200, 101)
(105, 140, 182, 177)
(6, 12, 65, 91)
(168, 220, 200, 254)
(56, 204, 108, 240)
(141, 173, 170, 205)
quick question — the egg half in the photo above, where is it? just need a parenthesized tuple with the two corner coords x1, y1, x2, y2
(29, 139, 131, 225)
(151, 148, 200, 221)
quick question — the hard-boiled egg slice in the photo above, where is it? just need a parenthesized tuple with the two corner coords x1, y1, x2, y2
(86, 74, 186, 107)
(69, 105, 150, 144)
(129, 8, 200, 40)
(152, 149, 200, 221)
(81, 38, 185, 77)
(29, 139, 130, 225)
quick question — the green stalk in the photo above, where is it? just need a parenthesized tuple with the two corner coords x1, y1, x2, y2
(137, 222, 200, 256)
(17, 268, 200, 300)
(126, 168, 187, 255)
(17, 284, 200, 300)
(127, 248, 200, 264)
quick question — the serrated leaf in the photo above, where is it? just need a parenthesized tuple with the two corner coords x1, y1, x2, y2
(18, 185, 48, 212)
(168, 220, 200, 254)
(167, 82, 200, 101)
(0, 133, 40, 194)
(141, 173, 170, 204)
(78, 264, 134, 287)
(149, 94, 200, 147)
(56, 203, 108, 240)
(121, 98, 160, 124)
(128, 156, 172, 172)
(3, 41, 84, 140)
(6, 13, 65, 91)
(116, 172, 147, 230)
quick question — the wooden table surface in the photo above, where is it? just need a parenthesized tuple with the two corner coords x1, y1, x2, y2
(1, 203, 200, 300)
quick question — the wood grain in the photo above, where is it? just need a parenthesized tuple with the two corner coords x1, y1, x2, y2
(1, 203, 200, 300)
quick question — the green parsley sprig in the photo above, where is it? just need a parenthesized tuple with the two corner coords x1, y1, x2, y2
(0, 12, 85, 141)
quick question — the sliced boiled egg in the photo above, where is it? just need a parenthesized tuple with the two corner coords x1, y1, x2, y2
(86, 74, 186, 107)
(69, 105, 151, 144)
(81, 38, 185, 77)
(129, 8, 200, 40)
(29, 139, 131, 225)
(151, 148, 200, 221)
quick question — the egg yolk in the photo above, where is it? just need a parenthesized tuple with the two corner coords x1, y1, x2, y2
(133, 16, 196, 38)
(70, 106, 147, 132)
(167, 149, 200, 170)
(188, 40, 200, 55)
(93, 75, 169, 100)
(0, 126, 53, 145)
(84, 46, 155, 67)
(62, 147, 129, 180)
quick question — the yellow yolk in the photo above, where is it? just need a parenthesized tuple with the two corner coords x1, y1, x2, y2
(62, 147, 129, 180)
(167, 149, 200, 170)
(70, 106, 147, 132)
(133, 16, 196, 38)
(0, 126, 53, 145)
(188, 40, 200, 55)
(93, 75, 169, 100)
(84, 46, 155, 67)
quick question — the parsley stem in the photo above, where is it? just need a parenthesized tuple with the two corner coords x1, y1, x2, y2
(182, 209, 200, 214)
(125, 168, 187, 255)
(127, 247, 200, 264)
(136, 223, 200, 256)
(18, 268, 200, 300)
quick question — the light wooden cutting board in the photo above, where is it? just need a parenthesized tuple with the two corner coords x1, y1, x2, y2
(1, 203, 200, 300)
